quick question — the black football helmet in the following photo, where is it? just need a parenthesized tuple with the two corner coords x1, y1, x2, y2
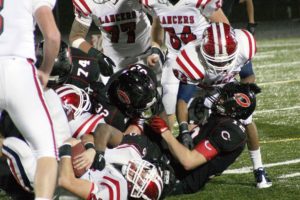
(107, 65, 158, 119)
(35, 40, 73, 87)
(211, 82, 261, 120)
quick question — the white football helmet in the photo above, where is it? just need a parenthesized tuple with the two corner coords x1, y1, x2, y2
(122, 159, 164, 200)
(55, 84, 91, 120)
(201, 22, 238, 75)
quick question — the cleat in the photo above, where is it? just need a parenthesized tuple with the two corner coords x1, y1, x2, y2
(253, 167, 272, 189)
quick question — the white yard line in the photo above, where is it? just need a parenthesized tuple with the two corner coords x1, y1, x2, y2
(278, 173, 300, 179)
(258, 79, 300, 86)
(258, 42, 300, 48)
(255, 106, 300, 114)
(255, 61, 300, 69)
(224, 159, 300, 174)
(260, 138, 300, 144)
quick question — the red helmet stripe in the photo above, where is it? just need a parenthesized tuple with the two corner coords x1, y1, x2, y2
(212, 23, 220, 55)
(181, 50, 204, 79)
(219, 23, 227, 55)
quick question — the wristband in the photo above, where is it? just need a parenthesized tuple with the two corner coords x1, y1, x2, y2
(179, 121, 189, 135)
(59, 143, 72, 158)
(84, 142, 95, 150)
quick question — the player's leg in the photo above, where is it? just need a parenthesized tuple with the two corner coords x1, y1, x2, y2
(240, 61, 272, 188)
(2, 137, 36, 193)
(5, 59, 58, 199)
(161, 56, 180, 131)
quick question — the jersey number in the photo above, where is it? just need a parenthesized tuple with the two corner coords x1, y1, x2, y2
(103, 22, 136, 43)
(164, 26, 196, 50)
(0, 0, 4, 35)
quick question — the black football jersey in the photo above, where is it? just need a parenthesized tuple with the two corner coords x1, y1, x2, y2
(193, 115, 247, 152)
(68, 47, 101, 89)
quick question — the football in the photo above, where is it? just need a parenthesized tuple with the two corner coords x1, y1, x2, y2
(71, 141, 87, 178)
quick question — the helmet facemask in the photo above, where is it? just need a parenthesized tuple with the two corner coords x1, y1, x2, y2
(56, 84, 91, 121)
(122, 159, 163, 200)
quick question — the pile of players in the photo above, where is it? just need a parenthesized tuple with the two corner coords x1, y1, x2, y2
(0, 0, 272, 199)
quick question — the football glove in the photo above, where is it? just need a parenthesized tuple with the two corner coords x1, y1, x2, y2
(247, 23, 257, 35)
(178, 122, 194, 150)
(150, 47, 165, 64)
(92, 150, 106, 171)
(149, 116, 169, 134)
(88, 47, 115, 76)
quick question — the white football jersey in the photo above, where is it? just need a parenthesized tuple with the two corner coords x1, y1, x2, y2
(81, 145, 143, 200)
(173, 29, 256, 87)
(0, 0, 56, 61)
(72, 0, 151, 63)
(68, 112, 106, 139)
(142, 0, 222, 55)
(81, 165, 128, 200)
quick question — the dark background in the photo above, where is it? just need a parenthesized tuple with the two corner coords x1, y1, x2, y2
(54, 0, 300, 37)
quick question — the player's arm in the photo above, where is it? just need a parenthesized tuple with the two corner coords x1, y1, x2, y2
(35, 5, 61, 87)
(58, 139, 94, 199)
(209, 8, 230, 24)
(147, 17, 165, 67)
(69, 19, 93, 53)
(93, 123, 124, 151)
(149, 116, 207, 170)
(161, 130, 207, 170)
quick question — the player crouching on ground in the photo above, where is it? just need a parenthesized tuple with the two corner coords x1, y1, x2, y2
(148, 82, 261, 195)
(58, 137, 164, 200)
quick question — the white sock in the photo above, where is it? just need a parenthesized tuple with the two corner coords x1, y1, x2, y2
(249, 148, 263, 170)
(35, 198, 51, 200)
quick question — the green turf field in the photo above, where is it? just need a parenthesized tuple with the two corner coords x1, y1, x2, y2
(1, 37, 300, 200)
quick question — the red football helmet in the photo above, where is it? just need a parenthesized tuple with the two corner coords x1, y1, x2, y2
(55, 84, 91, 121)
(122, 159, 163, 200)
(201, 22, 238, 75)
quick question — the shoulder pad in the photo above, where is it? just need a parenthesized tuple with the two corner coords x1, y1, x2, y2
(235, 29, 257, 62)
(208, 118, 247, 152)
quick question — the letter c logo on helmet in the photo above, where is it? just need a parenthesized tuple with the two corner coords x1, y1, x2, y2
(234, 93, 251, 108)
(117, 89, 131, 105)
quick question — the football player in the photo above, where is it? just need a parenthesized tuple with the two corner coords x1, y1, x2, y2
(172, 22, 272, 188)
(0, 0, 61, 199)
(69, 0, 164, 83)
(58, 137, 164, 200)
(149, 82, 261, 194)
(142, 0, 229, 136)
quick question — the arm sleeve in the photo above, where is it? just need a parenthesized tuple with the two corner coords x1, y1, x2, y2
(32, 0, 56, 12)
